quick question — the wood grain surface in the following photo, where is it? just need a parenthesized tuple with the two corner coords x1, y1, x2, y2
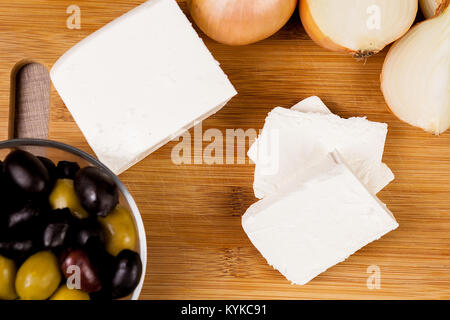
(1, 0, 449, 299)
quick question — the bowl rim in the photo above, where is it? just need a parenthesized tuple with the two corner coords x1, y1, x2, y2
(0, 138, 147, 300)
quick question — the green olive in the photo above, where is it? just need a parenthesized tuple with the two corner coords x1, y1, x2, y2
(98, 205, 137, 256)
(49, 179, 89, 219)
(15, 251, 61, 300)
(0, 255, 17, 300)
(50, 285, 90, 300)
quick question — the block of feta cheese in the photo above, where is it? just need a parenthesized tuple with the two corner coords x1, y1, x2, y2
(247, 97, 393, 198)
(50, 0, 237, 174)
(291, 97, 395, 194)
(242, 151, 399, 285)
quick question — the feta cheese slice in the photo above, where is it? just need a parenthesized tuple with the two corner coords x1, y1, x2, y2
(290, 95, 332, 114)
(51, 0, 237, 174)
(242, 151, 398, 285)
(291, 96, 394, 193)
(248, 97, 393, 198)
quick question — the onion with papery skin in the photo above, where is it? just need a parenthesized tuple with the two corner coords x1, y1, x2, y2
(420, 0, 444, 18)
(381, 2, 449, 135)
(187, 0, 297, 45)
(300, 0, 418, 57)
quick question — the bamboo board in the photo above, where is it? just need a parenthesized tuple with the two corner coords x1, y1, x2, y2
(0, 0, 449, 299)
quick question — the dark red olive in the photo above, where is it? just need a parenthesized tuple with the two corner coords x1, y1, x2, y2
(111, 250, 142, 299)
(60, 248, 102, 293)
(57, 161, 80, 179)
(75, 218, 105, 249)
(43, 208, 75, 250)
(4, 149, 50, 194)
(74, 167, 118, 217)
(38, 156, 57, 188)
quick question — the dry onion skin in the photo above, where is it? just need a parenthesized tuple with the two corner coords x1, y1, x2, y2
(187, 0, 297, 45)
(420, 0, 444, 18)
(300, 0, 418, 57)
(381, 2, 449, 135)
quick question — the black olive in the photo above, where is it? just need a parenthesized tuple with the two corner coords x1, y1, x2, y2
(42, 208, 75, 250)
(0, 160, 4, 186)
(0, 215, 6, 234)
(4, 149, 50, 195)
(56, 161, 80, 179)
(6, 200, 43, 230)
(111, 250, 142, 299)
(75, 218, 105, 249)
(38, 156, 57, 188)
(0, 160, 17, 221)
(2, 187, 25, 219)
(0, 210, 45, 262)
(74, 167, 118, 217)
(0, 239, 37, 262)
(87, 245, 114, 300)
(44, 223, 69, 249)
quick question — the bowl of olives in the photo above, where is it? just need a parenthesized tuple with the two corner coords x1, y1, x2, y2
(0, 138, 146, 300)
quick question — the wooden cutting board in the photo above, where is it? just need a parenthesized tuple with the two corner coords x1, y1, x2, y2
(1, 0, 449, 299)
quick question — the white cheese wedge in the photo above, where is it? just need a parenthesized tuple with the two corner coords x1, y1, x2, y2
(242, 151, 398, 285)
(248, 97, 393, 198)
(292, 97, 394, 193)
(50, 0, 237, 174)
(290, 95, 332, 114)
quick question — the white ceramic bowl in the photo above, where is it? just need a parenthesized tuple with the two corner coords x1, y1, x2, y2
(0, 138, 147, 300)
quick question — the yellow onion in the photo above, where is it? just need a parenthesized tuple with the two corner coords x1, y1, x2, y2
(300, 0, 418, 57)
(420, 0, 445, 18)
(381, 2, 449, 135)
(187, 0, 297, 45)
